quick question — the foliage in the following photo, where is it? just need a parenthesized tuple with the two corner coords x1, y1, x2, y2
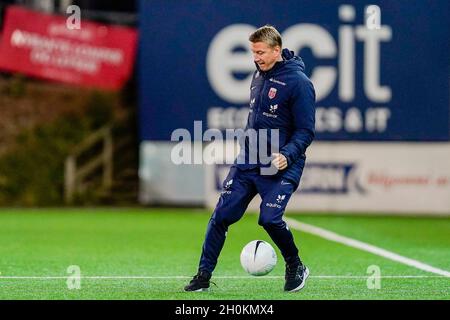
(0, 91, 115, 206)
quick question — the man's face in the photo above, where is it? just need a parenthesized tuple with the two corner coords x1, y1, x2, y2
(250, 41, 281, 72)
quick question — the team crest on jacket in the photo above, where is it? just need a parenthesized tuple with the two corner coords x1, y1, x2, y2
(268, 87, 277, 99)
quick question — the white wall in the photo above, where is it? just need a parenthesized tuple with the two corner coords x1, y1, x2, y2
(205, 142, 450, 215)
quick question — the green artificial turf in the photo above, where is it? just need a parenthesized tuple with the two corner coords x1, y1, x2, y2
(0, 208, 448, 300)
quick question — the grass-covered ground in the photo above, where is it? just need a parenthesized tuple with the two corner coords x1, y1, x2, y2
(0, 208, 448, 299)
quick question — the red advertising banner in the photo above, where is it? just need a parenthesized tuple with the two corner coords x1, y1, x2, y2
(0, 6, 138, 90)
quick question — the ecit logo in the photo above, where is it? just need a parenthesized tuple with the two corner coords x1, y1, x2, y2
(206, 5, 392, 105)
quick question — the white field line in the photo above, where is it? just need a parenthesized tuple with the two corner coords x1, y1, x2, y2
(0, 275, 447, 280)
(285, 217, 450, 278)
(0, 220, 448, 281)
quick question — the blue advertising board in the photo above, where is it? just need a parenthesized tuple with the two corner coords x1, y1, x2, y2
(138, 0, 449, 142)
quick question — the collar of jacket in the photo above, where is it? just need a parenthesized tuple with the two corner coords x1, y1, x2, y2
(255, 59, 285, 78)
(254, 48, 293, 78)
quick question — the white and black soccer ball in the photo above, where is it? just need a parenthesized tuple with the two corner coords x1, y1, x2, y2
(240, 240, 277, 276)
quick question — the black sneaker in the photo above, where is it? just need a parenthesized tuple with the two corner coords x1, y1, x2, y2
(284, 263, 309, 292)
(184, 271, 211, 292)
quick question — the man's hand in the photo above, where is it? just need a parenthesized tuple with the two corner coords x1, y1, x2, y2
(271, 153, 288, 170)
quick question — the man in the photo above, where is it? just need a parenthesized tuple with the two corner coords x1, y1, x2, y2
(185, 25, 315, 292)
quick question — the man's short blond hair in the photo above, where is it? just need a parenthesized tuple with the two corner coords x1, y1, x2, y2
(249, 25, 282, 48)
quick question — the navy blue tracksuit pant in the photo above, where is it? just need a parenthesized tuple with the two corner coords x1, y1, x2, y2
(199, 166, 301, 274)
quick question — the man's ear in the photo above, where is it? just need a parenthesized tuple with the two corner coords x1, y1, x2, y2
(274, 45, 281, 55)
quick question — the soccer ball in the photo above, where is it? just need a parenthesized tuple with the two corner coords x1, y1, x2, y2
(240, 240, 277, 276)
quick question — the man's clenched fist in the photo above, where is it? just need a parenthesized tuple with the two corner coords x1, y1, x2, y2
(271, 153, 288, 170)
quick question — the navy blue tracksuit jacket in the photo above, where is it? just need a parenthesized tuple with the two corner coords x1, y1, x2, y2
(235, 48, 316, 186)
